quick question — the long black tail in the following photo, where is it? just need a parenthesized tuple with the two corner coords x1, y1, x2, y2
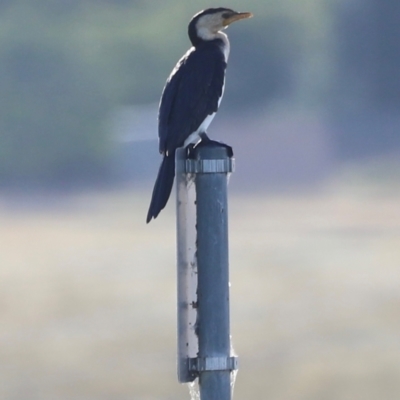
(146, 154, 176, 223)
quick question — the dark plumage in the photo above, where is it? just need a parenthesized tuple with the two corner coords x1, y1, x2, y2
(147, 8, 252, 223)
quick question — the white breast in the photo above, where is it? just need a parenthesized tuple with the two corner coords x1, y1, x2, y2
(184, 112, 217, 147)
(217, 31, 230, 62)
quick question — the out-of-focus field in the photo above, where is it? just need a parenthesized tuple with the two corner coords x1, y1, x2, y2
(1, 162, 400, 400)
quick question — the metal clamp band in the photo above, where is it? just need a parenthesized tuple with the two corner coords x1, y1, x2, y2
(188, 356, 239, 372)
(183, 158, 235, 174)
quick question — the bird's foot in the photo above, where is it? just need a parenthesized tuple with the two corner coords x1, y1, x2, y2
(197, 134, 234, 157)
(186, 134, 234, 159)
(186, 143, 197, 158)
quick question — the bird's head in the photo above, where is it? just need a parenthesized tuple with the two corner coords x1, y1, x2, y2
(188, 7, 253, 45)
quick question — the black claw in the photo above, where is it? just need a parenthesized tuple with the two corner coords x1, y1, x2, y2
(186, 143, 197, 158)
(199, 138, 234, 157)
(199, 132, 210, 142)
(223, 143, 234, 157)
(186, 134, 234, 159)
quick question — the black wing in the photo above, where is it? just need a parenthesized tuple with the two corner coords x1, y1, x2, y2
(158, 41, 227, 155)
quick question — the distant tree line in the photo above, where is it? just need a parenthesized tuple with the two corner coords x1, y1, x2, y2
(0, 0, 398, 185)
(332, 0, 400, 157)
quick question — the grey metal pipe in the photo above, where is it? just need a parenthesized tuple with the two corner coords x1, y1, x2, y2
(195, 144, 232, 400)
(176, 143, 236, 400)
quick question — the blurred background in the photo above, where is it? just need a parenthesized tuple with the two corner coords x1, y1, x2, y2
(1, 0, 400, 399)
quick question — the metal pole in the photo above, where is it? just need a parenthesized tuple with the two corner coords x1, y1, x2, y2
(176, 143, 237, 400)
(196, 144, 232, 400)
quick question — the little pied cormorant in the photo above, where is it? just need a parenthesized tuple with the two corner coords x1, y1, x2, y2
(146, 8, 253, 223)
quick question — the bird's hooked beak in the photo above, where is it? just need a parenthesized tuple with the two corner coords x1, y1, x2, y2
(222, 11, 253, 27)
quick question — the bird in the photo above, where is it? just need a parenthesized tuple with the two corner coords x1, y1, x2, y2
(146, 7, 253, 223)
